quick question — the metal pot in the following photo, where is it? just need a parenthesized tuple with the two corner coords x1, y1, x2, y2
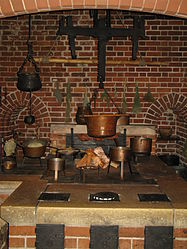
(84, 114, 121, 138)
(110, 146, 132, 162)
(159, 127, 172, 139)
(130, 136, 152, 155)
(47, 157, 65, 171)
(24, 91, 35, 125)
(22, 138, 48, 158)
(117, 114, 130, 126)
(17, 72, 42, 92)
(24, 115, 35, 125)
(76, 104, 92, 125)
(47, 157, 65, 181)
(3, 157, 16, 171)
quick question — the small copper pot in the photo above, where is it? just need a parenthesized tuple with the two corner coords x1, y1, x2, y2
(110, 146, 132, 162)
(130, 137, 152, 155)
(3, 158, 16, 171)
(117, 114, 130, 126)
(159, 127, 172, 139)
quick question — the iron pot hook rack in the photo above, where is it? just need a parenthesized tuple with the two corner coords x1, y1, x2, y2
(17, 14, 42, 92)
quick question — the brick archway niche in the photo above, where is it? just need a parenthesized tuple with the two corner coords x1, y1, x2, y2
(145, 93, 187, 167)
(0, 90, 50, 157)
(0, 0, 187, 19)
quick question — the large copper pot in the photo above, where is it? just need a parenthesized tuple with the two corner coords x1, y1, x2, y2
(22, 138, 48, 158)
(85, 114, 121, 138)
(110, 146, 132, 162)
(130, 136, 152, 155)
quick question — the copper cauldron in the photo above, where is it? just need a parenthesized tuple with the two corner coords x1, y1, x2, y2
(84, 114, 121, 138)
(130, 136, 152, 155)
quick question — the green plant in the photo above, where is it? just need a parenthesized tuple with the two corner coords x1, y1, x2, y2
(121, 83, 127, 113)
(114, 83, 117, 98)
(83, 89, 89, 109)
(101, 89, 110, 107)
(143, 84, 155, 103)
(65, 82, 72, 122)
(132, 82, 141, 114)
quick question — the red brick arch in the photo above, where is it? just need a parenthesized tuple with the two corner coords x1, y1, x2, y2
(0, 0, 187, 19)
(144, 93, 187, 124)
(0, 90, 51, 139)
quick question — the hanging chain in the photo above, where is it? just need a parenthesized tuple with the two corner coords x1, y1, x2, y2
(38, 34, 61, 65)
(89, 85, 121, 113)
(17, 15, 40, 75)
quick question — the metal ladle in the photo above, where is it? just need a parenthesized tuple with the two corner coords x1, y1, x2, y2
(24, 91, 35, 125)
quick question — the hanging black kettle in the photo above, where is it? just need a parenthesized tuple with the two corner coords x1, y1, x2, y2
(17, 15, 42, 92)
(24, 91, 35, 125)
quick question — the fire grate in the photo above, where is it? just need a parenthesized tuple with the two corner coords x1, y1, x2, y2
(89, 191, 120, 202)
(138, 193, 171, 202)
(90, 225, 119, 249)
(38, 192, 70, 202)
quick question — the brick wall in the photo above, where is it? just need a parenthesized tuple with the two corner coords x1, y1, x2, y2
(8, 225, 187, 249)
(0, 10, 186, 165)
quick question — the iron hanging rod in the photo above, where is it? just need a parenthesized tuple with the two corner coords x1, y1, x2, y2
(28, 14, 31, 42)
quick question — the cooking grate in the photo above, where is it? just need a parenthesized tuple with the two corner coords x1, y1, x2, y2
(38, 192, 70, 202)
(89, 191, 120, 202)
(138, 193, 170, 202)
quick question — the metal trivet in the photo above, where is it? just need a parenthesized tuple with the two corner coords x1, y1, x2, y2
(89, 191, 120, 202)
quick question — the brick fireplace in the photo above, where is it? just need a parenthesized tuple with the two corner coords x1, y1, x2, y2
(0, 2, 187, 165)
(145, 93, 187, 167)
(0, 2, 187, 249)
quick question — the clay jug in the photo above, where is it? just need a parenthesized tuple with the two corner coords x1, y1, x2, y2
(76, 104, 92, 125)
